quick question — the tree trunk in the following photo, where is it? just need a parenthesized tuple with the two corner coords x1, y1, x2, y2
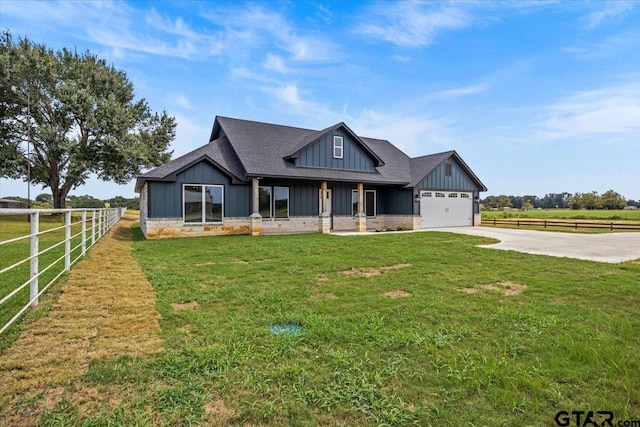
(52, 188, 67, 209)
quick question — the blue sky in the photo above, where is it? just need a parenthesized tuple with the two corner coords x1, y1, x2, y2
(1, 0, 639, 200)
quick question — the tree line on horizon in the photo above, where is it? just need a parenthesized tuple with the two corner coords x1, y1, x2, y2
(482, 190, 637, 210)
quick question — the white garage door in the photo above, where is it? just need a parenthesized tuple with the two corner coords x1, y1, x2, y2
(420, 191, 473, 228)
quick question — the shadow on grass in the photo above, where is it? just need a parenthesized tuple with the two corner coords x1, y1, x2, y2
(130, 223, 146, 242)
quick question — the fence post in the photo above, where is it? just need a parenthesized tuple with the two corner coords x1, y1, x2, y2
(544, 220, 547, 229)
(610, 222, 613, 231)
(98, 210, 103, 237)
(64, 210, 71, 271)
(81, 210, 87, 255)
(91, 210, 96, 245)
(29, 211, 39, 307)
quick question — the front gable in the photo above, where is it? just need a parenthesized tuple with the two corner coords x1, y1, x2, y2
(421, 158, 475, 190)
(294, 128, 376, 172)
(284, 123, 383, 173)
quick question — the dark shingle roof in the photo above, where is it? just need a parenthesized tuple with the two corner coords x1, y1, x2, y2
(136, 116, 486, 192)
(212, 116, 405, 184)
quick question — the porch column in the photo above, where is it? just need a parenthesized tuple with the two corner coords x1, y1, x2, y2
(355, 182, 367, 232)
(319, 181, 330, 234)
(249, 177, 262, 236)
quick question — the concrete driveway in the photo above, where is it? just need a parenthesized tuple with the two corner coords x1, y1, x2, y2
(430, 227, 640, 263)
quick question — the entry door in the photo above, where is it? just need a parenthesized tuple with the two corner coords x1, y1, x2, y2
(318, 189, 333, 214)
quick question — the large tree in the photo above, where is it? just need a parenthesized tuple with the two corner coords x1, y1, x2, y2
(0, 32, 175, 208)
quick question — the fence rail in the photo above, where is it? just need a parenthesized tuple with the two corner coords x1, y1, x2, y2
(0, 207, 126, 335)
(482, 218, 640, 231)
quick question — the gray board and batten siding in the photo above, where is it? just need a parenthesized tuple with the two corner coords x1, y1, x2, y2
(148, 161, 250, 218)
(247, 179, 414, 217)
(295, 129, 376, 172)
(414, 159, 481, 214)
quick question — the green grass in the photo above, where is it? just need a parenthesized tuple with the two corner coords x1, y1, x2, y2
(0, 214, 91, 349)
(482, 208, 640, 221)
(31, 227, 640, 426)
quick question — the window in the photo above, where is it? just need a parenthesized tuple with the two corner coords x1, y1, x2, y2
(460, 193, 470, 199)
(351, 189, 376, 217)
(445, 163, 452, 177)
(435, 192, 445, 198)
(260, 186, 289, 219)
(422, 192, 432, 197)
(333, 136, 343, 159)
(274, 187, 289, 219)
(351, 190, 359, 216)
(365, 190, 376, 217)
(183, 185, 223, 224)
(448, 193, 458, 198)
(259, 186, 271, 217)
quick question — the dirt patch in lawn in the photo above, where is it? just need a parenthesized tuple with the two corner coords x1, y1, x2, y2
(172, 301, 199, 311)
(204, 398, 234, 420)
(343, 263, 412, 278)
(482, 280, 527, 296)
(381, 290, 411, 298)
(0, 215, 163, 423)
(458, 280, 527, 296)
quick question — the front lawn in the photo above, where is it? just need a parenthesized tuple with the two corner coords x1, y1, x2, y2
(38, 229, 640, 426)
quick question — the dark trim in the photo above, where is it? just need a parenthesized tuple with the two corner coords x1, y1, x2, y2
(246, 173, 409, 186)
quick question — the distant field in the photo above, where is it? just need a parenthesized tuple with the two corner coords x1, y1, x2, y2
(482, 208, 640, 221)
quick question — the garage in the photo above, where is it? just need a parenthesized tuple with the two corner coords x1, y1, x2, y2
(420, 191, 473, 228)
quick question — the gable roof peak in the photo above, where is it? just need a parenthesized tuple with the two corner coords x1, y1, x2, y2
(284, 120, 385, 166)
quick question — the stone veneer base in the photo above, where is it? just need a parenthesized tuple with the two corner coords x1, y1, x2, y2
(141, 215, 422, 239)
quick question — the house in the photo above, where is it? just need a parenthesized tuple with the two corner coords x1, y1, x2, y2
(135, 116, 487, 238)
(0, 198, 25, 209)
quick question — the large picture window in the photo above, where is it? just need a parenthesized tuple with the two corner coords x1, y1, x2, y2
(259, 186, 272, 217)
(183, 184, 223, 224)
(351, 189, 376, 217)
(260, 185, 289, 219)
(274, 187, 289, 219)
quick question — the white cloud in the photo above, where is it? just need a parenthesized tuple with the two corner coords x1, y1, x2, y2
(210, 5, 337, 62)
(174, 95, 193, 110)
(350, 109, 458, 156)
(585, 2, 635, 28)
(565, 31, 640, 60)
(171, 114, 212, 156)
(431, 83, 490, 100)
(263, 54, 294, 74)
(356, 2, 471, 47)
(539, 82, 640, 140)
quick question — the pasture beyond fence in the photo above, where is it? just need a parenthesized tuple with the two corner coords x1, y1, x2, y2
(482, 218, 640, 231)
(0, 207, 126, 335)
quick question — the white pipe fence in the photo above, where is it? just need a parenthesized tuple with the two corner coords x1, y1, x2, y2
(0, 207, 126, 335)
